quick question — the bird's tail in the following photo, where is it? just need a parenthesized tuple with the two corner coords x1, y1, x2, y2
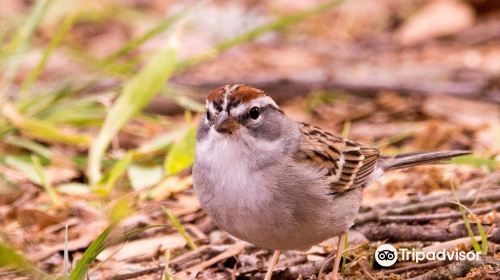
(379, 150, 471, 171)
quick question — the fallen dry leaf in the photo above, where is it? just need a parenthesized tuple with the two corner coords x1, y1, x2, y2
(397, 0, 475, 45)
(97, 233, 187, 262)
(16, 207, 64, 229)
(422, 95, 500, 128)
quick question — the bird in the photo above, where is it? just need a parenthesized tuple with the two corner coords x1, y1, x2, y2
(192, 84, 470, 280)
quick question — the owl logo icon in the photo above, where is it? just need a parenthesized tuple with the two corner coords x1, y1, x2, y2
(375, 244, 398, 267)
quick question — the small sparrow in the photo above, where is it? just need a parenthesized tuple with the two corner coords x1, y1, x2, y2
(192, 85, 469, 280)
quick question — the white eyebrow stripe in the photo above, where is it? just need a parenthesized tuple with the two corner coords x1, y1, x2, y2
(230, 84, 240, 91)
(221, 85, 233, 111)
(230, 96, 280, 116)
(206, 100, 216, 113)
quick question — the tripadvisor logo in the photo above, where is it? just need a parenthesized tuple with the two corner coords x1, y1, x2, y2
(374, 244, 481, 267)
(375, 244, 398, 267)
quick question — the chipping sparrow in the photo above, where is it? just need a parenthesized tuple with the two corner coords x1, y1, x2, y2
(192, 85, 469, 280)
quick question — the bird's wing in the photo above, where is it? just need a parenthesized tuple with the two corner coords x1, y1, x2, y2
(294, 123, 380, 195)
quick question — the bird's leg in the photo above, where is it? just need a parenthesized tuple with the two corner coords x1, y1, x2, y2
(264, 250, 281, 280)
(331, 233, 346, 280)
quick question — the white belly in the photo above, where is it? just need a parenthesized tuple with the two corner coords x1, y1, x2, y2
(193, 130, 363, 250)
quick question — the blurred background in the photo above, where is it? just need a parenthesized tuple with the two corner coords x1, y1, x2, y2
(0, 0, 499, 279)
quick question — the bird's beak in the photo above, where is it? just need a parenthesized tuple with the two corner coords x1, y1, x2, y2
(215, 116, 240, 134)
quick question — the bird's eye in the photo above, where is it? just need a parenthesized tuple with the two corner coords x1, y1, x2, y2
(206, 111, 212, 121)
(249, 107, 261, 120)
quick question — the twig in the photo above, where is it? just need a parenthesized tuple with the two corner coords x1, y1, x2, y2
(355, 189, 500, 225)
(175, 241, 248, 279)
(422, 236, 482, 254)
(379, 202, 500, 224)
(450, 18, 500, 46)
(383, 260, 448, 275)
(170, 245, 229, 270)
(110, 265, 164, 280)
(358, 223, 496, 242)
(107, 245, 228, 280)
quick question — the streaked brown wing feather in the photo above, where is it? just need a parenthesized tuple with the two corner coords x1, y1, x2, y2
(295, 123, 380, 195)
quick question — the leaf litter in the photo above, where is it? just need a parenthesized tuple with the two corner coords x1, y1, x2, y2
(0, 0, 499, 279)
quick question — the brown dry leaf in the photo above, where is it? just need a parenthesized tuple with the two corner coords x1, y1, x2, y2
(350, 122, 418, 140)
(44, 166, 79, 185)
(412, 120, 467, 150)
(97, 233, 187, 262)
(0, 165, 78, 185)
(0, 181, 23, 205)
(422, 95, 500, 128)
(376, 91, 415, 114)
(397, 0, 475, 45)
(170, 194, 200, 216)
(16, 207, 64, 229)
(0, 166, 29, 183)
(476, 123, 500, 154)
(313, 97, 374, 125)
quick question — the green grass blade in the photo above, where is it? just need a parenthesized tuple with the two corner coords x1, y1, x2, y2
(451, 155, 497, 172)
(37, 95, 106, 126)
(164, 249, 172, 280)
(94, 152, 134, 196)
(69, 226, 115, 280)
(5, 155, 41, 184)
(164, 126, 196, 176)
(88, 38, 178, 185)
(17, 84, 74, 116)
(0, 243, 45, 279)
(341, 120, 351, 139)
(450, 200, 489, 255)
(0, 29, 5, 50)
(450, 183, 481, 253)
(0, 0, 52, 96)
(137, 127, 186, 155)
(477, 220, 488, 254)
(31, 155, 61, 206)
(104, 224, 167, 246)
(3, 136, 52, 160)
(0, 243, 32, 269)
(18, 118, 90, 145)
(162, 207, 197, 250)
(341, 233, 348, 275)
(160, 87, 205, 112)
(19, 9, 80, 97)
(453, 201, 485, 254)
(176, 0, 345, 71)
(107, 196, 132, 224)
(103, 3, 197, 64)
(2, 101, 91, 145)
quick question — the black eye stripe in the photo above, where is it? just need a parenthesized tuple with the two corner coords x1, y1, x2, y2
(213, 101, 223, 111)
(226, 96, 241, 112)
